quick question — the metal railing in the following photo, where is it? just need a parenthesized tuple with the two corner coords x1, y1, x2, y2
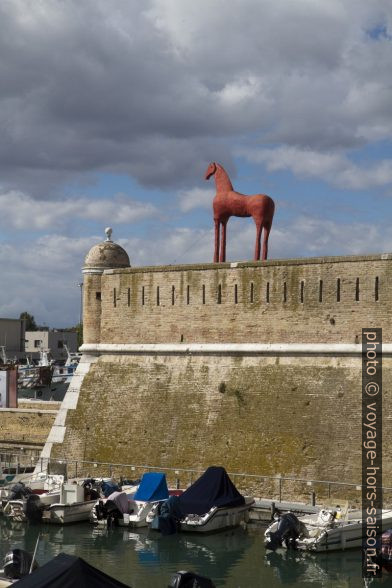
(22, 456, 391, 507)
(2, 452, 391, 507)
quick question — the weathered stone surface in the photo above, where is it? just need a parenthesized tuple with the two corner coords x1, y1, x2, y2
(46, 254, 392, 499)
(83, 240, 130, 271)
(83, 255, 392, 345)
(0, 409, 56, 449)
(51, 353, 391, 492)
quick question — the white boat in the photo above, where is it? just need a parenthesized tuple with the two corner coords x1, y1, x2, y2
(175, 498, 254, 533)
(0, 466, 36, 490)
(91, 473, 184, 528)
(91, 485, 141, 527)
(147, 466, 254, 534)
(17, 346, 80, 401)
(42, 483, 97, 524)
(2, 475, 66, 522)
(3, 491, 61, 522)
(264, 501, 392, 552)
(119, 472, 175, 528)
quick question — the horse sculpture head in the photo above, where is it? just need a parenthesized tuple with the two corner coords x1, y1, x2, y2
(205, 162, 217, 180)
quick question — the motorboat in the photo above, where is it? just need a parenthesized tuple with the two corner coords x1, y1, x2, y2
(264, 501, 392, 552)
(2, 475, 64, 521)
(16, 345, 80, 401)
(91, 472, 170, 527)
(381, 528, 392, 571)
(120, 472, 171, 527)
(41, 482, 99, 525)
(3, 490, 61, 522)
(2, 477, 99, 524)
(146, 466, 254, 534)
(0, 466, 36, 490)
(362, 527, 392, 585)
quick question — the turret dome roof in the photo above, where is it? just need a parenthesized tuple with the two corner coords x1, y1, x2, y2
(83, 228, 130, 272)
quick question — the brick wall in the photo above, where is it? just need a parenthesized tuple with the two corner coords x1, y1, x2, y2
(0, 409, 57, 449)
(51, 353, 392, 494)
(50, 253, 391, 498)
(89, 255, 392, 345)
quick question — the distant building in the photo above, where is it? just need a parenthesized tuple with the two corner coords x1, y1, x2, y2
(25, 330, 78, 362)
(0, 318, 26, 362)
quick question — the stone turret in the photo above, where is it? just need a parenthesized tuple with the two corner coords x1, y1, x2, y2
(82, 228, 130, 344)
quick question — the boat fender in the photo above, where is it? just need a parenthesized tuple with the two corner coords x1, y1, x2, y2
(168, 570, 216, 587)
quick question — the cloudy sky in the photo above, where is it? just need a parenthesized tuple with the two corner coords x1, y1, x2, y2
(1, 0, 392, 327)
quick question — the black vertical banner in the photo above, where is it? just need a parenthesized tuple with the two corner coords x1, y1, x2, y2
(362, 328, 382, 579)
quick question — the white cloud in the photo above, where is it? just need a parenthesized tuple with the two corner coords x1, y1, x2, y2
(178, 188, 214, 212)
(1, 1, 392, 327)
(1, 215, 392, 327)
(0, 1, 391, 191)
(0, 191, 158, 230)
(240, 146, 392, 190)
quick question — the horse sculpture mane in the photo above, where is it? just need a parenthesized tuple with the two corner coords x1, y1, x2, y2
(205, 162, 275, 262)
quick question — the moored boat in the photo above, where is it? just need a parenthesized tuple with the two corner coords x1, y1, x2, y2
(5, 553, 129, 587)
(2, 477, 100, 524)
(264, 503, 392, 552)
(119, 472, 171, 528)
(147, 466, 254, 534)
(41, 482, 99, 524)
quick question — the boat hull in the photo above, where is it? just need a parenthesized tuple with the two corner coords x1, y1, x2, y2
(297, 514, 392, 552)
(3, 493, 61, 521)
(180, 499, 254, 534)
(118, 500, 158, 528)
(44, 500, 97, 524)
(265, 509, 392, 552)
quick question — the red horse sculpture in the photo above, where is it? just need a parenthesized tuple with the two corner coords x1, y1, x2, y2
(205, 162, 275, 262)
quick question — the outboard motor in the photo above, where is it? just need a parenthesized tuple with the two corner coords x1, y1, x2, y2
(25, 494, 45, 523)
(265, 513, 304, 550)
(82, 478, 96, 489)
(168, 570, 216, 588)
(9, 482, 32, 500)
(94, 499, 106, 521)
(3, 549, 38, 579)
(94, 499, 122, 527)
(82, 478, 100, 501)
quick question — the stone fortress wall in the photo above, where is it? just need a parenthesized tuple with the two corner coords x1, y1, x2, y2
(95, 254, 392, 345)
(46, 249, 392, 498)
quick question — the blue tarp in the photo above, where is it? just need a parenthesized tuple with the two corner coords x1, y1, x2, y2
(101, 480, 119, 497)
(133, 472, 169, 502)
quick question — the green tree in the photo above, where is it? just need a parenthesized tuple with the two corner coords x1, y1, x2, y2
(19, 311, 37, 331)
(75, 322, 83, 347)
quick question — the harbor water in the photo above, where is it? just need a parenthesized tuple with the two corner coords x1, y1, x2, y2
(0, 518, 379, 587)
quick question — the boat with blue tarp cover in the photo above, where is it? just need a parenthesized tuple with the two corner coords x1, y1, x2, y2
(133, 472, 169, 502)
(91, 472, 174, 528)
(146, 466, 254, 534)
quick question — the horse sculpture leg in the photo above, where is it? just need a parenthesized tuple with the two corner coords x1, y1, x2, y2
(214, 219, 220, 263)
(262, 224, 271, 261)
(254, 223, 262, 261)
(220, 221, 227, 263)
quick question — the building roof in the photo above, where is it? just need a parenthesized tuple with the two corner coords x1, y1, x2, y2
(83, 228, 130, 273)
